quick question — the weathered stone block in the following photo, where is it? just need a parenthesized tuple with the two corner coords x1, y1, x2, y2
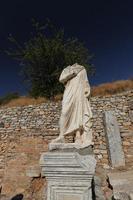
(129, 110, 133, 123)
(108, 170, 133, 200)
(40, 151, 96, 200)
(104, 111, 125, 167)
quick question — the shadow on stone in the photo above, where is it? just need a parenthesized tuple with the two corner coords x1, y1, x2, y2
(11, 194, 24, 200)
(92, 178, 96, 200)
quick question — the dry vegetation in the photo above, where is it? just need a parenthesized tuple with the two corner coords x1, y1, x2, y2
(91, 79, 133, 97)
(1, 96, 48, 107)
(1, 79, 133, 107)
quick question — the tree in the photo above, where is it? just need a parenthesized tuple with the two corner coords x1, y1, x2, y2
(5, 19, 94, 98)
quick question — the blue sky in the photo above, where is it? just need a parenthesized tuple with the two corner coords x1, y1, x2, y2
(0, 0, 133, 96)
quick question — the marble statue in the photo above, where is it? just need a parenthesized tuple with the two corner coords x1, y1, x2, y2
(41, 65, 96, 200)
(51, 63, 93, 147)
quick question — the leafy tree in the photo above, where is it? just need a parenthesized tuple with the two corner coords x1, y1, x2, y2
(5, 19, 94, 98)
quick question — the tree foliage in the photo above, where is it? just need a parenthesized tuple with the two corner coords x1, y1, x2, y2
(6, 19, 94, 98)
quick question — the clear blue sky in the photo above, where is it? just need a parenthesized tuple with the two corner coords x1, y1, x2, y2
(0, 0, 133, 96)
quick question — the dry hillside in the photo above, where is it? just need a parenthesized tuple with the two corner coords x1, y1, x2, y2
(91, 79, 133, 96)
(1, 79, 133, 107)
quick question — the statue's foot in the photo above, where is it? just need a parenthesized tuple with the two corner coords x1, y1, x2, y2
(75, 138, 82, 145)
(75, 130, 82, 145)
(81, 141, 94, 148)
(81, 132, 93, 147)
(51, 136, 65, 143)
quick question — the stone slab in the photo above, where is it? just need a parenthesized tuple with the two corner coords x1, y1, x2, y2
(104, 111, 125, 167)
(129, 193, 133, 200)
(108, 170, 133, 200)
(49, 143, 93, 155)
(40, 151, 96, 200)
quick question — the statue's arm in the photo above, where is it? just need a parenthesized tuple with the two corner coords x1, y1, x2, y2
(59, 67, 76, 84)
(84, 70, 91, 98)
(59, 71, 75, 84)
(84, 81, 91, 98)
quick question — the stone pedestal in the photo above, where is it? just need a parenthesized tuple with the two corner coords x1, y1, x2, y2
(40, 146, 96, 200)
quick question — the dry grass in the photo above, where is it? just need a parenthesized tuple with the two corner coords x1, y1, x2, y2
(1, 79, 133, 107)
(55, 79, 133, 99)
(91, 79, 133, 97)
(2, 96, 48, 108)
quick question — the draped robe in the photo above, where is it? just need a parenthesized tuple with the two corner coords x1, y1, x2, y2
(59, 64, 92, 137)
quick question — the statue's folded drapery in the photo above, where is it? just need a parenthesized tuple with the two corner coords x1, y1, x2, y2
(59, 64, 92, 137)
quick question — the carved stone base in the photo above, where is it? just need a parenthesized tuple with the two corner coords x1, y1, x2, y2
(40, 150, 96, 200)
(49, 142, 94, 151)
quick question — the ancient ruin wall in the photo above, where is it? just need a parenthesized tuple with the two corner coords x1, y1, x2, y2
(0, 90, 132, 199)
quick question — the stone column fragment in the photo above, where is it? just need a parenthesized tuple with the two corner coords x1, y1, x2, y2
(104, 111, 125, 167)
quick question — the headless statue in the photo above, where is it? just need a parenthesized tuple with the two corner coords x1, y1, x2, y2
(51, 63, 93, 147)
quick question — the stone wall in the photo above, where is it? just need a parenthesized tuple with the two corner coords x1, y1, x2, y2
(0, 90, 133, 199)
(92, 90, 133, 168)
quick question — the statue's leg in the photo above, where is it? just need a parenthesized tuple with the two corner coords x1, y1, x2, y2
(82, 131, 92, 144)
(75, 130, 82, 144)
(81, 125, 94, 146)
(51, 129, 65, 143)
(51, 120, 65, 143)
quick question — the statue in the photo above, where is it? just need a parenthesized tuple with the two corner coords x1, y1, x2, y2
(51, 63, 93, 147)
(41, 64, 96, 200)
